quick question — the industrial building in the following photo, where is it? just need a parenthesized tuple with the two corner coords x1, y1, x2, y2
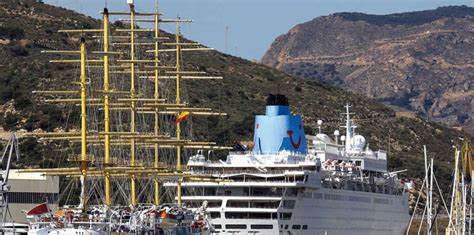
(4, 170, 59, 223)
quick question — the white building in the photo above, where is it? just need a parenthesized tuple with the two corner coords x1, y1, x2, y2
(4, 170, 59, 223)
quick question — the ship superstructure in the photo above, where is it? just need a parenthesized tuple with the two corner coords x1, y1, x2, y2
(167, 94, 410, 235)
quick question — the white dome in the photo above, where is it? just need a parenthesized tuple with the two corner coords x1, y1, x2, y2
(315, 134, 332, 144)
(351, 135, 366, 150)
(312, 140, 325, 149)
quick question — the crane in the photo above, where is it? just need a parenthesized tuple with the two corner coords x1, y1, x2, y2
(0, 133, 20, 229)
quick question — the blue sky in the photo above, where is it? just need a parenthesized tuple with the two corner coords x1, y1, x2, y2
(44, 0, 473, 60)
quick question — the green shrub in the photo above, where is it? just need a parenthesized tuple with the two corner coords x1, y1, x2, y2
(3, 112, 20, 131)
(0, 26, 25, 40)
(8, 45, 29, 57)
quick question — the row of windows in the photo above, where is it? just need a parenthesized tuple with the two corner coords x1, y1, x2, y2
(225, 212, 277, 220)
(213, 224, 273, 230)
(324, 193, 391, 205)
(7, 192, 58, 204)
(183, 187, 284, 197)
(287, 191, 391, 205)
(212, 223, 308, 231)
(186, 200, 280, 209)
(280, 224, 308, 230)
(374, 198, 391, 205)
(210, 212, 285, 220)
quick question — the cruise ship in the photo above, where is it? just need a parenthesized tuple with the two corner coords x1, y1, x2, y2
(167, 94, 410, 235)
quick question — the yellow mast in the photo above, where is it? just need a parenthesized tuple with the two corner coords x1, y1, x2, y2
(79, 37, 88, 210)
(153, 0, 161, 206)
(462, 139, 473, 179)
(102, 7, 112, 206)
(24, 2, 229, 209)
(175, 23, 182, 208)
(447, 140, 473, 235)
(129, 1, 137, 207)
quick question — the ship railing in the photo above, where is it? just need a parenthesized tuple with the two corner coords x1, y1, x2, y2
(312, 143, 388, 161)
(189, 169, 306, 176)
(228, 151, 307, 157)
(228, 151, 253, 155)
(184, 178, 305, 184)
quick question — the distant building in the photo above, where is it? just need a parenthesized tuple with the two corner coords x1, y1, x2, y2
(5, 170, 59, 223)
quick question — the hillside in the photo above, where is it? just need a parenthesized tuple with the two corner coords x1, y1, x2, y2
(262, 6, 474, 134)
(0, 0, 470, 187)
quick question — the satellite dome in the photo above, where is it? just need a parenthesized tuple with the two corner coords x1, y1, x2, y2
(351, 135, 366, 150)
(315, 134, 332, 144)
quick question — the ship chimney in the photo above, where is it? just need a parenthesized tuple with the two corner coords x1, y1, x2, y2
(253, 94, 307, 154)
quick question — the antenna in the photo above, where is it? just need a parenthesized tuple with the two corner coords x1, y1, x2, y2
(317, 120, 323, 134)
(225, 26, 229, 53)
(334, 130, 340, 145)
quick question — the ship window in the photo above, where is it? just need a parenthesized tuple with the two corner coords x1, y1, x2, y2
(279, 212, 292, 220)
(7, 192, 58, 204)
(355, 160, 361, 166)
(347, 195, 371, 203)
(292, 225, 301, 230)
(374, 198, 390, 204)
(204, 188, 216, 196)
(314, 193, 323, 199)
(213, 224, 222, 229)
(302, 225, 308, 230)
(226, 212, 273, 219)
(324, 193, 344, 201)
(285, 188, 298, 197)
(244, 187, 250, 196)
(227, 201, 248, 208)
(302, 192, 312, 198)
(251, 224, 273, 229)
(282, 200, 296, 209)
(208, 201, 221, 207)
(210, 212, 221, 219)
(284, 225, 289, 229)
(250, 201, 279, 208)
(186, 200, 221, 208)
(226, 224, 247, 229)
(251, 187, 283, 196)
(227, 200, 280, 209)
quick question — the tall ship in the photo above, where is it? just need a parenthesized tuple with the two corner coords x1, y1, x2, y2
(168, 94, 410, 235)
(16, 0, 227, 234)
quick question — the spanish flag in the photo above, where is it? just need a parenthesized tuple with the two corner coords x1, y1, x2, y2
(175, 111, 190, 123)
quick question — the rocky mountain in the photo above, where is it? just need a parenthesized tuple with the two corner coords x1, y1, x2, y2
(262, 6, 474, 133)
(0, 0, 470, 188)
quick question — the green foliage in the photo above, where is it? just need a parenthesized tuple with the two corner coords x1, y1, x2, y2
(7, 45, 29, 57)
(334, 6, 473, 26)
(13, 95, 32, 109)
(3, 112, 20, 131)
(0, 26, 25, 40)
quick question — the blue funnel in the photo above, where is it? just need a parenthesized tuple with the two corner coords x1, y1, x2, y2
(252, 94, 307, 154)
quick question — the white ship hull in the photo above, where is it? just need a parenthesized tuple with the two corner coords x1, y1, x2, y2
(194, 188, 409, 235)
